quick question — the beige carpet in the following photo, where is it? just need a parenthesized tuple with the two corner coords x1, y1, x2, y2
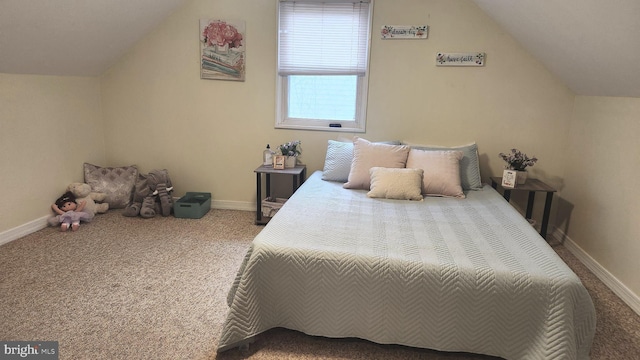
(1, 209, 639, 360)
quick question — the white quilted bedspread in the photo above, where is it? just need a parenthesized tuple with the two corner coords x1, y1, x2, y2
(218, 171, 596, 359)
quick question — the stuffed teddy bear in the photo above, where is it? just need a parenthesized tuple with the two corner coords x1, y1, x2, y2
(67, 182, 109, 217)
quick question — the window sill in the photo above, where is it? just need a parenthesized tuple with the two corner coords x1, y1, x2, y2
(275, 123, 365, 133)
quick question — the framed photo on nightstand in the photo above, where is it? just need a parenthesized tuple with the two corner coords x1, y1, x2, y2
(273, 155, 285, 170)
(502, 170, 516, 188)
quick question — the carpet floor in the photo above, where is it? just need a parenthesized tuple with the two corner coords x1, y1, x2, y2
(1, 209, 639, 359)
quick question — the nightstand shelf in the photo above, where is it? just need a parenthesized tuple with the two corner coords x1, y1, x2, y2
(490, 177, 557, 240)
(254, 165, 306, 225)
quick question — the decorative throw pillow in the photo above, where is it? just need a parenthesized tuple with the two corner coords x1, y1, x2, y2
(343, 137, 410, 190)
(322, 140, 354, 182)
(405, 149, 465, 198)
(83, 163, 138, 209)
(368, 167, 424, 201)
(322, 139, 402, 182)
(407, 142, 482, 190)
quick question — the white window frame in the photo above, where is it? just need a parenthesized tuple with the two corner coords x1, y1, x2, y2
(275, 0, 373, 132)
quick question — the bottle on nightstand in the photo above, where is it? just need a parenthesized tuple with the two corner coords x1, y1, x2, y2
(263, 144, 274, 166)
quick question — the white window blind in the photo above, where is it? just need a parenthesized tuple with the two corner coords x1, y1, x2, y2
(278, 0, 371, 76)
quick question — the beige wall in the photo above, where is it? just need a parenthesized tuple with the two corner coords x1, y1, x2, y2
(559, 96, 640, 297)
(99, 0, 574, 208)
(0, 74, 105, 231)
(1, 0, 638, 308)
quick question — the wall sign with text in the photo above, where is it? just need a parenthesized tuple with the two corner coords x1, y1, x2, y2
(436, 52, 485, 66)
(381, 25, 428, 39)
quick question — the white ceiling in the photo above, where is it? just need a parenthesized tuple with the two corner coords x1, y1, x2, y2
(0, 0, 187, 77)
(0, 0, 638, 97)
(472, 0, 640, 98)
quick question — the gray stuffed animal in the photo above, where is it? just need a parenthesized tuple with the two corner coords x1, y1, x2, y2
(123, 169, 173, 218)
(123, 173, 150, 217)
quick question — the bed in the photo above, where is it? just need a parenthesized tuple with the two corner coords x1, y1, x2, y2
(218, 139, 596, 359)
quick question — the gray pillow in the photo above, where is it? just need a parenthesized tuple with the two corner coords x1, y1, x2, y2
(322, 139, 402, 183)
(322, 140, 354, 182)
(407, 143, 482, 191)
(83, 163, 138, 209)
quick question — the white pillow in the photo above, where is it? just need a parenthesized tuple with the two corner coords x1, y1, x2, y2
(405, 149, 465, 198)
(368, 167, 424, 201)
(344, 137, 410, 190)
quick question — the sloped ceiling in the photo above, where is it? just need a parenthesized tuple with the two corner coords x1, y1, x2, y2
(472, 0, 640, 98)
(0, 0, 638, 97)
(0, 0, 188, 77)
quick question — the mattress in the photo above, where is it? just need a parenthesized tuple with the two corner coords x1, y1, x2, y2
(218, 171, 596, 359)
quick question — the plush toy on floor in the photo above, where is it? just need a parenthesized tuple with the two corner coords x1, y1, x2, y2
(145, 169, 174, 217)
(67, 182, 109, 217)
(49, 191, 94, 231)
(123, 173, 150, 217)
(123, 169, 173, 218)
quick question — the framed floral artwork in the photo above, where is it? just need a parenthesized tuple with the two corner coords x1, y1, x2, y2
(200, 19, 245, 81)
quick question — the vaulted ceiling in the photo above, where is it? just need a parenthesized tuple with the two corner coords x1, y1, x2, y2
(0, 0, 188, 77)
(1, 0, 638, 97)
(472, 0, 640, 98)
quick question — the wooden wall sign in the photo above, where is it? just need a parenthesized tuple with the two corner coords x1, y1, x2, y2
(436, 52, 485, 66)
(381, 25, 428, 39)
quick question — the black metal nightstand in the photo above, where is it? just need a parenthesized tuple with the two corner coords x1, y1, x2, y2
(491, 177, 557, 240)
(254, 165, 306, 225)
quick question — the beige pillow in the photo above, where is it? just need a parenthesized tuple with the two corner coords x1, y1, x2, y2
(368, 167, 424, 201)
(405, 149, 465, 198)
(344, 137, 410, 190)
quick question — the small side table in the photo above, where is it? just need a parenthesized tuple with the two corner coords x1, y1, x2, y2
(490, 177, 557, 240)
(255, 165, 306, 225)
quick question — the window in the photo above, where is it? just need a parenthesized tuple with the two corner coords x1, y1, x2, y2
(276, 0, 372, 132)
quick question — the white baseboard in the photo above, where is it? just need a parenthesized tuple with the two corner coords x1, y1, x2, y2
(0, 216, 50, 247)
(211, 200, 254, 212)
(551, 227, 640, 316)
(1, 202, 255, 247)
